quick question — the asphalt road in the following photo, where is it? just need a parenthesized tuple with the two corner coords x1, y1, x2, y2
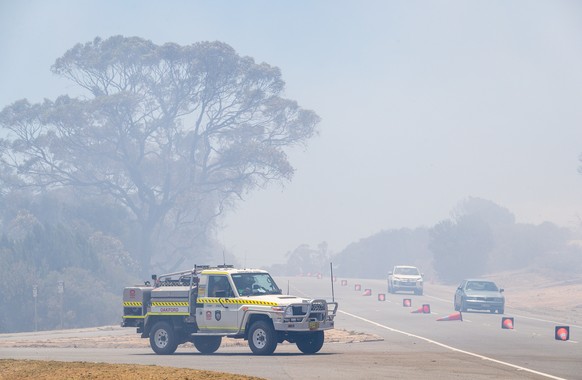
(1, 276, 580, 380)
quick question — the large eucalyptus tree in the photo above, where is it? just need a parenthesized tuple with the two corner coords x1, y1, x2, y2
(0, 36, 320, 271)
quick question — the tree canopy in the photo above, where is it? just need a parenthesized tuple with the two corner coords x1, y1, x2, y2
(0, 36, 320, 271)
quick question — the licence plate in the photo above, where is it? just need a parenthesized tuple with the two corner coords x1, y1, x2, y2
(308, 321, 319, 330)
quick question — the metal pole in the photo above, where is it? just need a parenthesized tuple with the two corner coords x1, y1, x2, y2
(33, 285, 38, 331)
(57, 281, 64, 329)
(330, 262, 335, 303)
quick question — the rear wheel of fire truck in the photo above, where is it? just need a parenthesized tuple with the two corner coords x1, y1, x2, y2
(248, 320, 277, 355)
(149, 321, 178, 355)
(192, 336, 222, 354)
(296, 331, 324, 354)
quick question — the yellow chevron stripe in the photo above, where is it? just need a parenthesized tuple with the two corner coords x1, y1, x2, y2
(123, 302, 142, 307)
(201, 270, 229, 275)
(197, 298, 278, 306)
(151, 302, 189, 306)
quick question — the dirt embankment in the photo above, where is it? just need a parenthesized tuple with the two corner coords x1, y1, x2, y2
(483, 269, 582, 323)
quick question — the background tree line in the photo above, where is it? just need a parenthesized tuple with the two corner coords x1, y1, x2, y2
(273, 198, 582, 284)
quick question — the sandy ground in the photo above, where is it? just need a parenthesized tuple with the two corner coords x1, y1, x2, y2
(484, 269, 582, 324)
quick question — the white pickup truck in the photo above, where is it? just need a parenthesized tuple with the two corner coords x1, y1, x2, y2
(122, 265, 338, 355)
(387, 265, 424, 295)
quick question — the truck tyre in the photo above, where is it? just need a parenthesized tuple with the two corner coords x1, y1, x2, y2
(193, 336, 222, 354)
(149, 321, 178, 355)
(296, 331, 324, 354)
(248, 320, 277, 355)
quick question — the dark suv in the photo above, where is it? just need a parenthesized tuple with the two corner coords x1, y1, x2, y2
(454, 279, 505, 314)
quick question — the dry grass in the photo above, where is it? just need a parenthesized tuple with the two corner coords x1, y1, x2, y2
(0, 359, 263, 380)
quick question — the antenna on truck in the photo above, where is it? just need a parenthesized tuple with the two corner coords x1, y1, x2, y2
(330, 262, 335, 303)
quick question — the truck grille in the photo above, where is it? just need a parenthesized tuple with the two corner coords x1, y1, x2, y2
(311, 301, 326, 311)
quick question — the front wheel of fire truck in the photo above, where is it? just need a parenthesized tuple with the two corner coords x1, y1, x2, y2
(248, 320, 277, 355)
(149, 321, 178, 355)
(192, 336, 222, 354)
(296, 331, 324, 354)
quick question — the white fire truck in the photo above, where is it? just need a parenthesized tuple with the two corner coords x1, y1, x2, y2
(122, 265, 338, 355)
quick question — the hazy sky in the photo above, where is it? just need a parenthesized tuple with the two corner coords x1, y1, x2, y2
(2, 1, 582, 265)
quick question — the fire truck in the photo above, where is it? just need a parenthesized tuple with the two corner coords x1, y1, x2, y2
(122, 265, 338, 355)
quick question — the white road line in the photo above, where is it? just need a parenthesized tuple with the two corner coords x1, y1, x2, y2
(339, 309, 567, 380)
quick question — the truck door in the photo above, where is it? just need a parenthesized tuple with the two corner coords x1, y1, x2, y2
(198, 275, 240, 333)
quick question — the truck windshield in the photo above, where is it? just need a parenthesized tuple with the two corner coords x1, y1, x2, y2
(232, 273, 282, 296)
(394, 267, 420, 276)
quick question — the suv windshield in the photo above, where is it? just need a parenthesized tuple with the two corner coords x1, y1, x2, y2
(394, 267, 420, 276)
(232, 273, 282, 296)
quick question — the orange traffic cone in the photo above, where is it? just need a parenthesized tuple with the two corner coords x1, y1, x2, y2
(437, 311, 463, 321)
(502, 317, 514, 329)
(378, 293, 386, 301)
(341, 280, 347, 286)
(403, 298, 412, 307)
(354, 284, 361, 291)
(555, 326, 569, 341)
(362, 288, 372, 296)
(411, 304, 430, 314)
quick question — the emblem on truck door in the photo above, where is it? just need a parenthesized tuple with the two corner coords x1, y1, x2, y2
(215, 310, 222, 321)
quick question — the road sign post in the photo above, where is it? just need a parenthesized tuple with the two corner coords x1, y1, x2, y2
(32, 285, 38, 331)
(57, 281, 64, 329)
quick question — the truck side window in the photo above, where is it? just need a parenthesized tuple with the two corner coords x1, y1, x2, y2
(208, 275, 233, 297)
